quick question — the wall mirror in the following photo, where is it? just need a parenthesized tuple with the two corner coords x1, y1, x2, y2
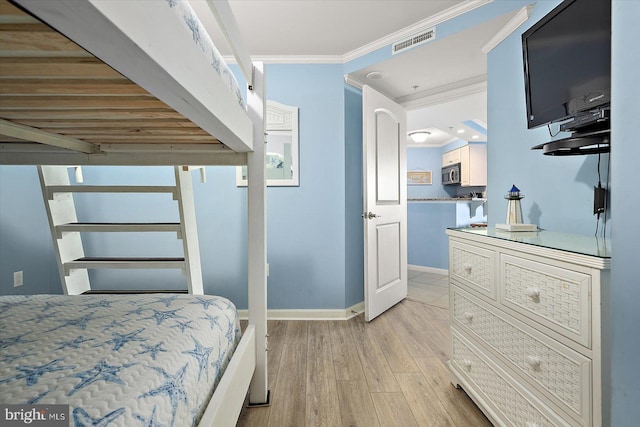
(236, 100, 299, 186)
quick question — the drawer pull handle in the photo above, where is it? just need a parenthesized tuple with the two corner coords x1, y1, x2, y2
(463, 264, 472, 273)
(526, 287, 541, 299)
(463, 312, 474, 321)
(462, 359, 472, 369)
(526, 355, 541, 368)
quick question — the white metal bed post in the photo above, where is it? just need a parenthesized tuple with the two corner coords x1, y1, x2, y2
(246, 61, 269, 405)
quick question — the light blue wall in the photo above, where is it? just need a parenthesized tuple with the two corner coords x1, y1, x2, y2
(0, 166, 59, 295)
(609, 1, 640, 424)
(407, 147, 449, 199)
(408, 203, 456, 269)
(486, 0, 611, 235)
(0, 64, 350, 311)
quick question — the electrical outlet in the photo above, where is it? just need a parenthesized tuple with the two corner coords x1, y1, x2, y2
(13, 271, 23, 287)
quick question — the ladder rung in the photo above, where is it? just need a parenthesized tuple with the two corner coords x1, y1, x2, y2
(56, 222, 182, 236)
(46, 185, 178, 200)
(63, 257, 185, 275)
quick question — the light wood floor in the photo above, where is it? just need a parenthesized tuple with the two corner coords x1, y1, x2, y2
(236, 299, 492, 427)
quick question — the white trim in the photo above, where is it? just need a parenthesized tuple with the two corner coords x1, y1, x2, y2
(237, 301, 364, 321)
(408, 264, 449, 276)
(223, 55, 344, 64)
(344, 74, 364, 90)
(401, 78, 487, 110)
(481, 5, 533, 53)
(343, 0, 493, 63)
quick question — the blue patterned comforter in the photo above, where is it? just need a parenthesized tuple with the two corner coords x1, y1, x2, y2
(0, 294, 241, 427)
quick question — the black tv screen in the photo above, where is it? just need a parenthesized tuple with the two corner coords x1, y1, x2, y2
(522, 0, 611, 130)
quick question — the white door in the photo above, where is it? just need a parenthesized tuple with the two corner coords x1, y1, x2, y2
(363, 85, 407, 321)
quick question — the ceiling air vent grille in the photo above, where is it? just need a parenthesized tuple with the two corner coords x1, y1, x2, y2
(392, 27, 436, 55)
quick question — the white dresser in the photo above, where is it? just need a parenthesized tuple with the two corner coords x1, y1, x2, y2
(446, 228, 610, 427)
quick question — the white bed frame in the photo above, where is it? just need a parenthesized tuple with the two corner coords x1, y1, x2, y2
(1, 0, 269, 423)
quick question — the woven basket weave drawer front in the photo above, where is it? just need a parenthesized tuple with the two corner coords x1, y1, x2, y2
(450, 241, 496, 299)
(452, 287, 590, 422)
(500, 254, 591, 347)
(452, 331, 570, 427)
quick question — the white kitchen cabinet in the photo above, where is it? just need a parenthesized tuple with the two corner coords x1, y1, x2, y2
(446, 228, 610, 427)
(459, 144, 487, 187)
(442, 147, 462, 167)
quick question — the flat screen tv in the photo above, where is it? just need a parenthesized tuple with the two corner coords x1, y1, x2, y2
(522, 0, 611, 132)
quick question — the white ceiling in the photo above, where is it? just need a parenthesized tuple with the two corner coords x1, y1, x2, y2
(192, 0, 524, 147)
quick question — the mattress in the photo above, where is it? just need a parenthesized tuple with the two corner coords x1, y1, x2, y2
(0, 294, 241, 427)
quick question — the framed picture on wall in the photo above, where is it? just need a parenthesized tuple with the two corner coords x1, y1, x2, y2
(407, 170, 432, 185)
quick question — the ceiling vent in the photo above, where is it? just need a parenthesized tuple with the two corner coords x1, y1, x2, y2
(392, 27, 436, 55)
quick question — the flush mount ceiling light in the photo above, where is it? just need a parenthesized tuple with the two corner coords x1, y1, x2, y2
(365, 71, 386, 80)
(408, 130, 431, 143)
(457, 129, 465, 134)
(472, 135, 480, 139)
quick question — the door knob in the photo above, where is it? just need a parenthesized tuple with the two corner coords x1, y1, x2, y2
(362, 211, 381, 219)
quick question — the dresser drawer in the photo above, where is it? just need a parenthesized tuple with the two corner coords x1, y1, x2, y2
(452, 286, 591, 424)
(499, 254, 591, 347)
(451, 330, 572, 427)
(450, 240, 496, 299)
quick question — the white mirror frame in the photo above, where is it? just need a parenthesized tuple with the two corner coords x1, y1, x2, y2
(236, 100, 299, 187)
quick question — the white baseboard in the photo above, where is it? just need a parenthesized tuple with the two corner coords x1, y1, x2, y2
(238, 301, 364, 321)
(408, 264, 449, 276)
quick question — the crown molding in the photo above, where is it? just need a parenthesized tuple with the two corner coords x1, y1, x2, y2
(400, 75, 487, 110)
(344, 74, 364, 90)
(343, 0, 493, 63)
(223, 55, 344, 64)
(481, 5, 533, 53)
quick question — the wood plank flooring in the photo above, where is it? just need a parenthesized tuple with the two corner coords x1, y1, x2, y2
(236, 299, 492, 427)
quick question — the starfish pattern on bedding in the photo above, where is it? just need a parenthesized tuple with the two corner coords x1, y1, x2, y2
(1, 359, 76, 386)
(0, 332, 35, 350)
(134, 405, 166, 427)
(47, 313, 96, 332)
(153, 295, 179, 308)
(101, 319, 130, 332)
(82, 299, 112, 310)
(166, 0, 177, 8)
(27, 312, 57, 324)
(55, 335, 96, 350)
(139, 342, 168, 361)
(98, 328, 146, 351)
(125, 306, 147, 316)
(145, 309, 185, 325)
(201, 313, 220, 330)
(43, 300, 68, 311)
(170, 320, 194, 333)
(182, 337, 213, 382)
(68, 359, 135, 396)
(185, 15, 201, 47)
(1, 351, 34, 364)
(188, 296, 218, 310)
(210, 339, 226, 384)
(140, 364, 188, 427)
(26, 388, 54, 404)
(72, 407, 126, 427)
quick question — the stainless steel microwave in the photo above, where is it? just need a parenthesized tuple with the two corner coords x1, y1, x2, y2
(442, 163, 461, 185)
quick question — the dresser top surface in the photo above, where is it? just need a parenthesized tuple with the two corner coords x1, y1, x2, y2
(449, 228, 611, 259)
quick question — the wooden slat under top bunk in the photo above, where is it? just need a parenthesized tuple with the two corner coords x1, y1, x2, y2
(0, 0, 252, 165)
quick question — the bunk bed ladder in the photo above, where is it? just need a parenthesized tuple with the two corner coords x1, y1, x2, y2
(37, 165, 204, 295)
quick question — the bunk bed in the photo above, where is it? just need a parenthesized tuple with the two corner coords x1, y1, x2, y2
(0, 0, 268, 425)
